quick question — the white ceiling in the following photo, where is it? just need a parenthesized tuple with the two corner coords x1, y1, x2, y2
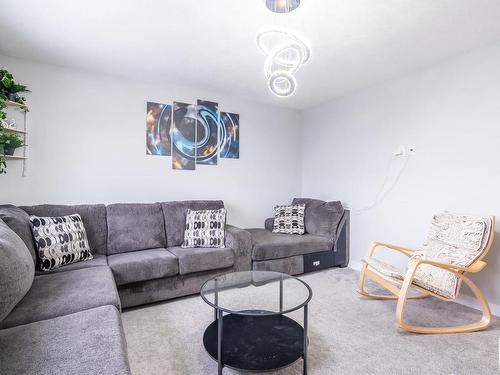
(1, 0, 500, 110)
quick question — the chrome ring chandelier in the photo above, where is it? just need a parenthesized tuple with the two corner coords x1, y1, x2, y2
(258, 0, 310, 98)
(266, 0, 301, 13)
(256, 30, 310, 97)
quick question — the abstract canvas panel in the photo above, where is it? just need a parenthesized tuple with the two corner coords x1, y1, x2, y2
(146, 102, 172, 155)
(219, 112, 240, 159)
(196, 100, 219, 165)
(172, 102, 197, 170)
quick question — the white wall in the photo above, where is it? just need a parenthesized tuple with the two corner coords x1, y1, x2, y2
(0, 55, 302, 228)
(301, 41, 500, 312)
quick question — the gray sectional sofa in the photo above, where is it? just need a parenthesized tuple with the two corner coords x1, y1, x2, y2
(0, 197, 348, 375)
(0, 200, 252, 375)
(247, 198, 350, 275)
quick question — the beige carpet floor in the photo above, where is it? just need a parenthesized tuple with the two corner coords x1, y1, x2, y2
(122, 268, 499, 375)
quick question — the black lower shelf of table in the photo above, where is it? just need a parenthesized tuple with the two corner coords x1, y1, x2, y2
(203, 313, 304, 372)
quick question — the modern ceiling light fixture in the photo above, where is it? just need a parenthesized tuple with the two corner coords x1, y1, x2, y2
(266, 0, 301, 13)
(259, 0, 310, 98)
(257, 30, 310, 97)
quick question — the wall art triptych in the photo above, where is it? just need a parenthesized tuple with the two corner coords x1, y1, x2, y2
(146, 100, 239, 170)
(146, 102, 172, 156)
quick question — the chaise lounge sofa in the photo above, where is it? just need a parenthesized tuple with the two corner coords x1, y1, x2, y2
(247, 198, 350, 275)
(0, 200, 252, 375)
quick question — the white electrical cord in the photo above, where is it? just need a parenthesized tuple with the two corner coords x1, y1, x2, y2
(343, 155, 411, 215)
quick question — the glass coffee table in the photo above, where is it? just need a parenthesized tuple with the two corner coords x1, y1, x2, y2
(200, 271, 312, 374)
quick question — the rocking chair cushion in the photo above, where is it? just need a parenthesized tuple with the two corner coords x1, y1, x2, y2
(410, 264, 457, 299)
(364, 257, 405, 281)
(427, 212, 487, 251)
(410, 212, 492, 299)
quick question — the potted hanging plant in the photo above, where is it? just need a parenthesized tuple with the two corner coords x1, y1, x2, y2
(0, 100, 7, 124)
(0, 154, 5, 174)
(0, 69, 28, 175)
(0, 132, 24, 155)
(0, 68, 30, 104)
(0, 126, 6, 173)
(0, 123, 3, 155)
(0, 156, 6, 174)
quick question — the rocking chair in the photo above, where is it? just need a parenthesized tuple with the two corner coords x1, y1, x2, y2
(357, 211, 495, 334)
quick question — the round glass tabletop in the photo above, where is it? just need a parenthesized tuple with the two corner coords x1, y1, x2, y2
(200, 271, 312, 316)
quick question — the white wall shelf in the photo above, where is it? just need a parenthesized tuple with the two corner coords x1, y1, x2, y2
(4, 100, 26, 109)
(2, 127, 27, 134)
(1, 155, 27, 160)
(1, 99, 29, 176)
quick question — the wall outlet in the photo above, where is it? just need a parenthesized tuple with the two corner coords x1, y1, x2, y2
(408, 145, 416, 155)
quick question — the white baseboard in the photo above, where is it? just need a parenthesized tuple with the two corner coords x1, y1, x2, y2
(347, 261, 500, 316)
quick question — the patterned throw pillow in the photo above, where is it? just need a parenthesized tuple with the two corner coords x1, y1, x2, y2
(182, 208, 226, 248)
(273, 204, 306, 235)
(30, 214, 93, 271)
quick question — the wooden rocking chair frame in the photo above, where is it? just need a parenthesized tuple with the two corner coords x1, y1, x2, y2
(357, 216, 495, 334)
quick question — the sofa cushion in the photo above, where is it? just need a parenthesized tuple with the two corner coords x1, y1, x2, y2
(21, 204, 108, 255)
(0, 266, 120, 329)
(107, 203, 166, 254)
(0, 205, 37, 264)
(30, 214, 93, 271)
(0, 305, 131, 375)
(0, 218, 34, 322)
(247, 228, 334, 261)
(292, 198, 344, 239)
(108, 248, 178, 285)
(168, 246, 234, 275)
(35, 254, 108, 275)
(161, 200, 225, 247)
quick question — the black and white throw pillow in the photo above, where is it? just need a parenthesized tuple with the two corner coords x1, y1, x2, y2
(30, 214, 93, 271)
(273, 204, 306, 235)
(182, 208, 226, 248)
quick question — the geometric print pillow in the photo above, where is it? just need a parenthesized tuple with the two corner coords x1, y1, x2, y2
(29, 214, 93, 271)
(181, 208, 227, 248)
(273, 204, 305, 235)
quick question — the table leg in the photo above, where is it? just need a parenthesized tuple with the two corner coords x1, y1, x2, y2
(214, 278, 218, 321)
(303, 304, 308, 375)
(279, 274, 284, 312)
(218, 309, 223, 375)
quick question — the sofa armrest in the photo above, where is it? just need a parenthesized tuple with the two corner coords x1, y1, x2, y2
(333, 210, 350, 267)
(264, 217, 274, 231)
(225, 225, 252, 271)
